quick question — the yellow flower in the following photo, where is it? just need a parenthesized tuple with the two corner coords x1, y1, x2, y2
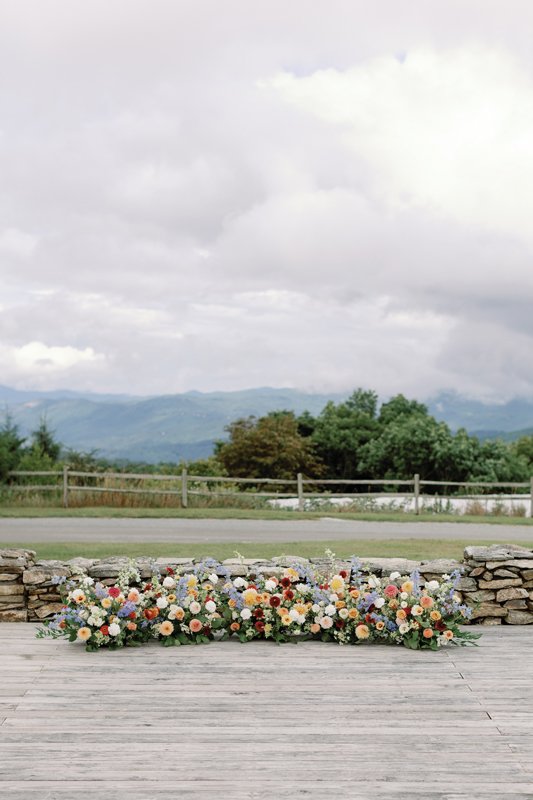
(264, 623, 273, 635)
(430, 610, 442, 621)
(355, 624, 370, 640)
(77, 627, 91, 641)
(101, 598, 112, 610)
(281, 614, 292, 626)
(243, 588, 258, 606)
(348, 608, 359, 620)
(335, 600, 346, 609)
(187, 576, 198, 588)
(349, 589, 360, 600)
(284, 568, 299, 581)
(294, 603, 307, 616)
(330, 576, 345, 593)
(401, 581, 414, 594)
(167, 594, 176, 603)
(228, 598, 237, 608)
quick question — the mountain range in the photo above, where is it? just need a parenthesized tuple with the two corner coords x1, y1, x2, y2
(1, 385, 532, 464)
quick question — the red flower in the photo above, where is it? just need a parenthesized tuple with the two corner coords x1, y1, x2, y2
(367, 603, 375, 613)
(100, 624, 109, 636)
(339, 570, 348, 579)
(365, 613, 375, 624)
(144, 608, 158, 620)
(144, 583, 152, 591)
(280, 577, 291, 588)
(108, 587, 120, 598)
(269, 596, 281, 608)
(283, 589, 294, 601)
(202, 625, 211, 636)
(404, 606, 412, 616)
(335, 619, 345, 629)
(253, 608, 264, 618)
(128, 611, 136, 619)
(166, 567, 175, 576)
(254, 620, 265, 632)
(435, 620, 447, 631)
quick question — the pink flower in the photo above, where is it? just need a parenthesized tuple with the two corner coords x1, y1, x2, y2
(384, 584, 398, 598)
(189, 619, 202, 633)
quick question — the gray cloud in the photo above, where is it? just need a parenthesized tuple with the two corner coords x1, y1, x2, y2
(1, 1, 533, 400)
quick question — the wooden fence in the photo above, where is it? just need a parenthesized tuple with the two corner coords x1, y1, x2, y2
(4, 468, 533, 515)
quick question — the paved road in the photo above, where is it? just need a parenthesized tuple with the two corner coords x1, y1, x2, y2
(0, 516, 532, 543)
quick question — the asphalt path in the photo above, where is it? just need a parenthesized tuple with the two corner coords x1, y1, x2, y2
(0, 516, 532, 544)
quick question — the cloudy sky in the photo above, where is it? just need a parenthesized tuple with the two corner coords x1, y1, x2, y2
(1, 1, 533, 400)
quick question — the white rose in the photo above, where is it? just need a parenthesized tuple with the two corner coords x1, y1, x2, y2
(264, 579, 276, 592)
(389, 572, 401, 581)
(425, 580, 440, 592)
(296, 583, 308, 594)
(240, 608, 252, 620)
(297, 615, 306, 625)
(156, 597, 169, 609)
(108, 623, 121, 636)
(338, 608, 349, 619)
(399, 623, 410, 634)
(162, 576, 176, 589)
(182, 596, 192, 608)
(329, 593, 339, 602)
(401, 601, 408, 608)
(205, 600, 216, 613)
(320, 616, 333, 629)
(289, 608, 300, 621)
(189, 601, 201, 614)
(233, 577, 247, 588)
(400, 592, 408, 600)
(208, 573, 219, 585)
(374, 598, 385, 609)
(325, 604, 336, 616)
(368, 576, 380, 588)
(311, 604, 320, 614)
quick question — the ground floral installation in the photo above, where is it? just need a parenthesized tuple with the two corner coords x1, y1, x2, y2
(36, 557, 480, 652)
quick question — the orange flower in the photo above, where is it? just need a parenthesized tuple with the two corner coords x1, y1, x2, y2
(230, 622, 240, 632)
(159, 621, 174, 636)
(335, 600, 346, 609)
(355, 624, 370, 640)
(430, 610, 442, 621)
(396, 609, 407, 621)
(423, 628, 434, 638)
(375, 620, 385, 631)
(189, 619, 202, 633)
(310, 623, 321, 634)
(443, 630, 454, 640)
(348, 608, 359, 620)
(349, 589, 360, 600)
(77, 627, 91, 641)
(126, 622, 137, 631)
(420, 595, 434, 609)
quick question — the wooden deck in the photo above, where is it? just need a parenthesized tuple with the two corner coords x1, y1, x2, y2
(0, 625, 532, 799)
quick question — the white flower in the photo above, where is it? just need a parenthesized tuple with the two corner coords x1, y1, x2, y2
(82, 577, 94, 586)
(325, 604, 336, 616)
(442, 574, 450, 581)
(401, 601, 408, 608)
(233, 577, 247, 588)
(367, 576, 380, 588)
(400, 592, 408, 600)
(205, 600, 216, 614)
(167, 604, 179, 619)
(156, 597, 169, 609)
(289, 608, 300, 621)
(182, 595, 192, 608)
(399, 623, 410, 634)
(338, 608, 349, 620)
(311, 604, 320, 613)
(296, 583, 309, 594)
(329, 593, 339, 602)
(108, 622, 121, 636)
(189, 601, 201, 614)
(162, 576, 176, 589)
(425, 580, 440, 592)
(374, 598, 385, 609)
(240, 608, 252, 620)
(320, 616, 333, 629)
(208, 573, 219, 584)
(264, 579, 276, 592)
(389, 572, 401, 581)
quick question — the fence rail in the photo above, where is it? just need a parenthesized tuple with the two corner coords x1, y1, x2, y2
(4, 468, 533, 516)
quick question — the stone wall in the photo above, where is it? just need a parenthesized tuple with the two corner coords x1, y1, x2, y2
(1, 544, 532, 625)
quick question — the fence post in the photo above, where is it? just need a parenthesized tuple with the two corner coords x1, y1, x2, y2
(181, 467, 188, 508)
(62, 465, 69, 508)
(414, 473, 420, 515)
(297, 473, 304, 512)
(530, 476, 533, 518)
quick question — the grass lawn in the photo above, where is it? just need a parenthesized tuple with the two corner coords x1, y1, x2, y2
(0, 505, 532, 524)
(2, 538, 532, 562)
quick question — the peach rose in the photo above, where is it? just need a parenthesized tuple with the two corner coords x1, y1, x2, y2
(355, 624, 370, 640)
(159, 621, 174, 636)
(77, 627, 91, 641)
(423, 628, 434, 638)
(420, 595, 434, 609)
(310, 623, 321, 634)
(189, 619, 202, 633)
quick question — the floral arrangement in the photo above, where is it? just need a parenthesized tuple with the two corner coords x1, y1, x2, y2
(37, 557, 480, 652)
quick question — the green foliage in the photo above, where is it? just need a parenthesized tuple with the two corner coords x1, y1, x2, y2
(510, 435, 533, 471)
(309, 390, 379, 480)
(30, 417, 61, 461)
(215, 412, 323, 480)
(0, 413, 26, 480)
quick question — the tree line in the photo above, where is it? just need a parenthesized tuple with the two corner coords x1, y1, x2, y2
(2, 389, 533, 488)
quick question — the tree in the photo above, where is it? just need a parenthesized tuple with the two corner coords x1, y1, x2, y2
(30, 417, 61, 461)
(0, 413, 26, 481)
(510, 435, 533, 472)
(378, 394, 428, 426)
(310, 390, 379, 480)
(215, 412, 323, 480)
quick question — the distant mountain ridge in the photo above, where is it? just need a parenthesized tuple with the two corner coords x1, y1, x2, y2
(1, 385, 533, 464)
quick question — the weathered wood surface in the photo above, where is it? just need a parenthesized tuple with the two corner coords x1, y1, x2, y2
(0, 625, 532, 799)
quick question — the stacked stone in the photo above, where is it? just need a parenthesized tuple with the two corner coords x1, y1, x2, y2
(0, 548, 36, 622)
(460, 544, 533, 625)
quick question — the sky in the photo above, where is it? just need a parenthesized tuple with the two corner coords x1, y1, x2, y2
(1, 0, 533, 401)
